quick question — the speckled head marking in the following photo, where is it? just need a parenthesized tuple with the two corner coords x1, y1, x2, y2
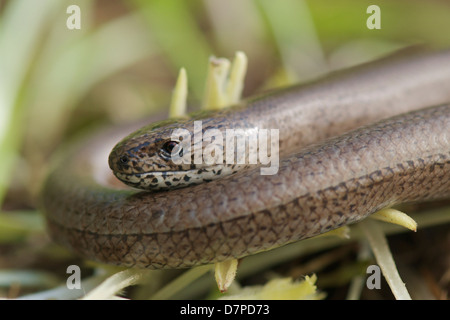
(108, 112, 259, 190)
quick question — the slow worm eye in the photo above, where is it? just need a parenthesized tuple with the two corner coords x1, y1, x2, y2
(161, 141, 182, 159)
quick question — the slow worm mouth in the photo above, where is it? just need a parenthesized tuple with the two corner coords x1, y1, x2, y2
(113, 164, 235, 190)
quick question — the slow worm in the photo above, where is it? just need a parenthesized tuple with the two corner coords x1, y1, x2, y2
(41, 49, 450, 268)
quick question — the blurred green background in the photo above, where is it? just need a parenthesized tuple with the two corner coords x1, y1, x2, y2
(0, 0, 449, 298)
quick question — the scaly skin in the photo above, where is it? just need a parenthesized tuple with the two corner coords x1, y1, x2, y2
(42, 50, 450, 268)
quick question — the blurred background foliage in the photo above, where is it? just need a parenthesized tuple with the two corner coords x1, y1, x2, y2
(0, 0, 449, 298)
